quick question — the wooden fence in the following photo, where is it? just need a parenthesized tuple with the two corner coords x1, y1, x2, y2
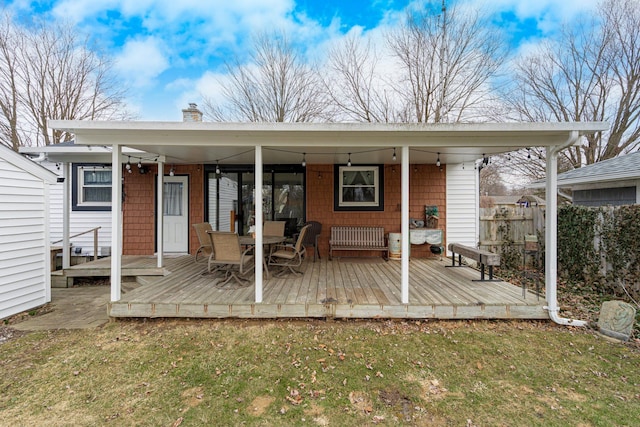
(479, 207, 545, 263)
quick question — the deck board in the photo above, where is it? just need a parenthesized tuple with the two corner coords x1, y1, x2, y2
(94, 255, 547, 319)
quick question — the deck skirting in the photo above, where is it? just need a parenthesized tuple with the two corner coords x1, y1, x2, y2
(108, 301, 548, 319)
(104, 256, 547, 320)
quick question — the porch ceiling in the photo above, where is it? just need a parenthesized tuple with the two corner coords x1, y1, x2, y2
(42, 120, 609, 165)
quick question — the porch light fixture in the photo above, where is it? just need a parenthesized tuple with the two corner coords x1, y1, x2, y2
(392, 148, 397, 161)
(301, 152, 306, 167)
(436, 152, 441, 167)
(169, 165, 175, 176)
(215, 161, 220, 175)
(125, 156, 132, 173)
(527, 148, 532, 159)
(347, 153, 352, 167)
(137, 159, 142, 169)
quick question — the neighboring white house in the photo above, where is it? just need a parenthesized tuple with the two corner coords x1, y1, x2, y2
(0, 145, 58, 320)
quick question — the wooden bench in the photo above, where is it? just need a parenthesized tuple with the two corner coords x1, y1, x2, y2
(330, 226, 389, 260)
(447, 243, 501, 281)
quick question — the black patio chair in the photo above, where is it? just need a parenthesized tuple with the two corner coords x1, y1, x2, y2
(301, 220, 322, 262)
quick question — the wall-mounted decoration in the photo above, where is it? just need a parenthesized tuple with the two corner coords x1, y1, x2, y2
(425, 205, 439, 228)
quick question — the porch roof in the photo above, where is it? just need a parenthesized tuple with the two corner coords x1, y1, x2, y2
(40, 120, 609, 165)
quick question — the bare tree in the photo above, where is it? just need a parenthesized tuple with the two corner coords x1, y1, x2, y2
(505, 0, 640, 179)
(386, 2, 505, 123)
(323, 33, 396, 122)
(0, 13, 129, 149)
(479, 163, 509, 196)
(203, 32, 329, 122)
(0, 14, 23, 151)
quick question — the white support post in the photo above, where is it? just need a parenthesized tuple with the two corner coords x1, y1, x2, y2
(545, 149, 559, 313)
(157, 161, 164, 268)
(62, 162, 71, 269)
(110, 145, 123, 302)
(401, 146, 410, 304)
(255, 146, 264, 303)
(545, 132, 586, 326)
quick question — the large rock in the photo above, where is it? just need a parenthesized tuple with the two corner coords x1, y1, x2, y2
(598, 300, 636, 341)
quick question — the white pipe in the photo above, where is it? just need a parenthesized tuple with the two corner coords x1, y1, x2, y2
(557, 189, 573, 202)
(27, 153, 46, 162)
(545, 131, 587, 327)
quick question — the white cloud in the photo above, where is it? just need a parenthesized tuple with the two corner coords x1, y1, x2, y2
(114, 36, 169, 87)
(28, 0, 605, 121)
(462, 0, 600, 31)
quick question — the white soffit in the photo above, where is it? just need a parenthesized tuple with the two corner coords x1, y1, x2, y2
(47, 121, 609, 165)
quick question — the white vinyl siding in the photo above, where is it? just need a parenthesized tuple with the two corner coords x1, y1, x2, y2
(44, 162, 112, 256)
(208, 175, 238, 232)
(0, 153, 54, 320)
(446, 163, 479, 252)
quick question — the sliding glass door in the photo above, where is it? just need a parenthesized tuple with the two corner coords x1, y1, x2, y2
(206, 166, 305, 236)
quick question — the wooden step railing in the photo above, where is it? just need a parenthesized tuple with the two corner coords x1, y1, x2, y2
(52, 226, 102, 261)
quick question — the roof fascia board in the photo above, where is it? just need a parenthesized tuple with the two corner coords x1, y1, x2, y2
(20, 145, 166, 163)
(48, 119, 609, 134)
(1, 146, 57, 183)
(530, 171, 640, 189)
(47, 120, 609, 149)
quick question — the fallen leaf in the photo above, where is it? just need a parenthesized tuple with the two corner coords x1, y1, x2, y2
(172, 417, 183, 427)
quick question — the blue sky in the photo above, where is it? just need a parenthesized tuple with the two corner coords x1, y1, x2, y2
(6, 0, 600, 121)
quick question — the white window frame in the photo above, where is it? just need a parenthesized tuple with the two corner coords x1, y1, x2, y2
(334, 165, 384, 211)
(76, 165, 113, 208)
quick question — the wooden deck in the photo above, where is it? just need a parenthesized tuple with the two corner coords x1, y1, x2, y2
(101, 256, 548, 320)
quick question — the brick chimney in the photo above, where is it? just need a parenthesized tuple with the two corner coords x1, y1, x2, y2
(182, 103, 203, 122)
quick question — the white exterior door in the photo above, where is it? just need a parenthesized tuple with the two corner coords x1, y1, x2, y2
(163, 176, 189, 253)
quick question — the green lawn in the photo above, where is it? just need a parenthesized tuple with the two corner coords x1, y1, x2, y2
(1, 319, 638, 426)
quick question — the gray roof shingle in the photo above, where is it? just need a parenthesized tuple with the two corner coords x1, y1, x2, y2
(532, 150, 640, 187)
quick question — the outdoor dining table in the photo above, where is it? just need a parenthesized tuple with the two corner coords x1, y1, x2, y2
(238, 235, 286, 246)
(238, 235, 286, 278)
(205, 232, 286, 279)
